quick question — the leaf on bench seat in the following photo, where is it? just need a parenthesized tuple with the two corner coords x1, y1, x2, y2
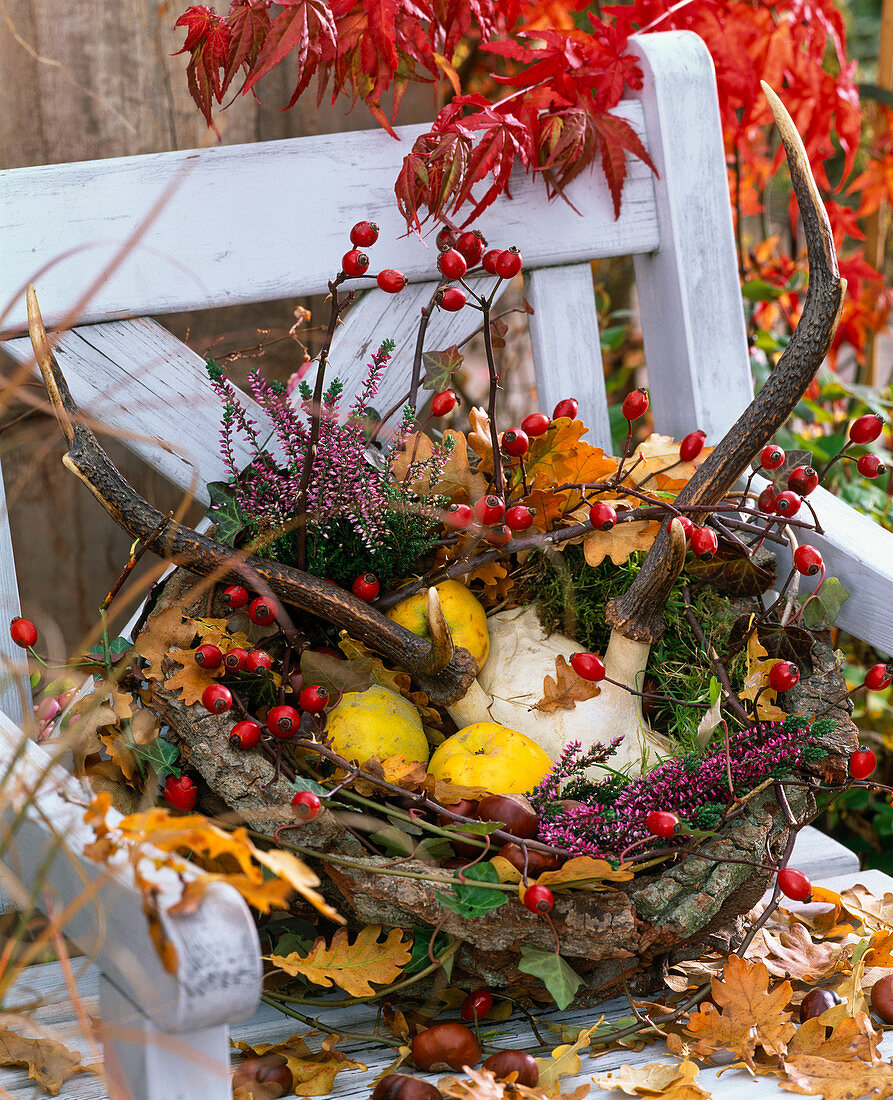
(0, 1028, 98, 1096)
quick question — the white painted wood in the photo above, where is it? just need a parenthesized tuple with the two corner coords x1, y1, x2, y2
(0, 104, 657, 338)
(0, 454, 28, 729)
(0, 708, 263, 1034)
(100, 974, 232, 1100)
(526, 263, 613, 450)
(790, 823, 860, 878)
(0, 865, 890, 1099)
(628, 33, 753, 444)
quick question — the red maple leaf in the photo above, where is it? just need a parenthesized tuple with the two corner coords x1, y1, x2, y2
(243, 0, 338, 107)
(222, 0, 271, 97)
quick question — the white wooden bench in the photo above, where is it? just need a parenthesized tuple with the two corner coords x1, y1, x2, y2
(0, 28, 889, 1100)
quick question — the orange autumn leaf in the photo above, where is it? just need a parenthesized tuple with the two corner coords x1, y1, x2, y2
(737, 629, 786, 722)
(467, 406, 494, 468)
(434, 429, 488, 503)
(163, 657, 219, 706)
(582, 513, 660, 567)
(787, 1013, 880, 1063)
(270, 925, 411, 996)
(596, 1060, 710, 1098)
(625, 433, 713, 494)
(467, 559, 512, 604)
(534, 655, 601, 713)
(133, 605, 198, 681)
(524, 418, 616, 491)
(233, 1034, 366, 1097)
(779, 1055, 893, 1098)
(684, 956, 795, 1068)
(534, 855, 634, 890)
(0, 1029, 96, 1096)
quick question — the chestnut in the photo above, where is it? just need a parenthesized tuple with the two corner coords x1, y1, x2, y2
(498, 842, 561, 876)
(437, 798, 479, 822)
(870, 974, 893, 1024)
(438, 799, 482, 857)
(411, 1022, 481, 1072)
(800, 987, 843, 1022)
(232, 1054, 293, 1098)
(371, 1073, 442, 1100)
(482, 1050, 540, 1087)
(477, 794, 539, 839)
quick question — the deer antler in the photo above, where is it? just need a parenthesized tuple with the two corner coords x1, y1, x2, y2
(27, 287, 475, 705)
(607, 83, 846, 644)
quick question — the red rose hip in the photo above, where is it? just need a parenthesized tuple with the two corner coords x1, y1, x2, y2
(9, 617, 37, 648)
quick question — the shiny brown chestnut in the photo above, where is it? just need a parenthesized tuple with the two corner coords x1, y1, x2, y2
(438, 799, 483, 857)
(481, 1049, 540, 1086)
(476, 794, 539, 839)
(871, 974, 893, 1024)
(799, 988, 844, 1022)
(412, 1022, 481, 1072)
(498, 842, 561, 876)
(371, 1073, 442, 1100)
(232, 1054, 293, 1097)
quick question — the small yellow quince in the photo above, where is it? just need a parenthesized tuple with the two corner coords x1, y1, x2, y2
(427, 721, 552, 795)
(326, 685, 429, 768)
(385, 579, 489, 671)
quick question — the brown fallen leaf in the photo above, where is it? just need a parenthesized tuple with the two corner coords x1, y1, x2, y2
(534, 855, 634, 890)
(270, 925, 411, 997)
(467, 406, 494, 468)
(582, 514, 660, 567)
(737, 629, 786, 722)
(534, 655, 601, 713)
(779, 1054, 893, 1097)
(440, 1065, 590, 1100)
(625, 433, 713, 493)
(595, 1060, 710, 1098)
(536, 1024, 598, 1092)
(787, 1012, 880, 1063)
(746, 922, 847, 982)
(132, 604, 198, 681)
(838, 884, 893, 933)
(232, 1034, 365, 1097)
(684, 956, 795, 1069)
(0, 1028, 97, 1096)
(163, 655, 219, 706)
(435, 428, 488, 502)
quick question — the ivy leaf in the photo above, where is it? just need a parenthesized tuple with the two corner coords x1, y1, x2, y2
(85, 636, 133, 663)
(436, 860, 508, 919)
(800, 577, 850, 629)
(207, 481, 249, 547)
(517, 946, 584, 1010)
(132, 736, 180, 775)
(405, 926, 455, 978)
(686, 543, 777, 598)
(422, 346, 464, 392)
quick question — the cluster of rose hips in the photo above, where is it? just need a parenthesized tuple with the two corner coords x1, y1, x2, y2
(339, 220, 524, 316)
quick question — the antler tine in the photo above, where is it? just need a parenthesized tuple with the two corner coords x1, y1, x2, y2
(607, 85, 846, 644)
(423, 587, 456, 674)
(26, 290, 478, 706)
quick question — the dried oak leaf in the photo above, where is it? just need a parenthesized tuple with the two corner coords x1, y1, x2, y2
(787, 1013, 880, 1064)
(595, 1060, 709, 1098)
(467, 406, 494, 468)
(779, 1055, 893, 1098)
(737, 629, 785, 722)
(684, 956, 795, 1069)
(534, 855, 634, 891)
(583, 513, 660, 567)
(0, 1029, 96, 1096)
(625, 434, 713, 493)
(746, 922, 847, 982)
(434, 428, 488, 502)
(524, 419, 616, 492)
(67, 702, 118, 775)
(838, 884, 893, 933)
(439, 1066, 588, 1100)
(467, 559, 513, 605)
(232, 1034, 365, 1097)
(536, 1024, 598, 1092)
(270, 925, 411, 997)
(133, 605, 197, 681)
(534, 655, 601, 713)
(163, 654, 219, 706)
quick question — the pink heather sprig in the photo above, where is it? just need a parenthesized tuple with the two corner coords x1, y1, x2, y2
(530, 719, 819, 859)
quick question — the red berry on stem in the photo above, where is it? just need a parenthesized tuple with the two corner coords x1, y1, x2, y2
(760, 444, 786, 470)
(768, 661, 800, 692)
(788, 465, 819, 496)
(444, 503, 474, 529)
(299, 685, 329, 713)
(495, 247, 523, 278)
(622, 388, 649, 421)
(291, 790, 322, 820)
(248, 596, 278, 624)
(474, 495, 505, 525)
(224, 647, 249, 673)
(486, 524, 512, 548)
(521, 412, 551, 437)
(245, 650, 273, 673)
(679, 430, 706, 462)
(850, 746, 877, 780)
(793, 545, 824, 576)
(589, 501, 617, 531)
(202, 683, 232, 714)
(857, 453, 886, 478)
(481, 249, 502, 275)
(431, 389, 458, 417)
(435, 227, 454, 251)
(502, 428, 530, 457)
(777, 867, 812, 902)
(377, 269, 407, 294)
(865, 663, 892, 691)
(352, 573, 379, 601)
(349, 220, 379, 247)
(163, 775, 197, 812)
(268, 705, 300, 739)
(552, 398, 579, 421)
(646, 810, 680, 838)
(9, 617, 37, 648)
(774, 490, 802, 517)
(460, 989, 493, 1022)
(455, 230, 485, 265)
(230, 720, 262, 750)
(437, 248, 467, 280)
(757, 486, 777, 513)
(690, 526, 719, 561)
(849, 413, 884, 445)
(194, 643, 223, 669)
(505, 505, 535, 532)
(523, 884, 554, 914)
(437, 286, 466, 312)
(341, 248, 370, 277)
(570, 652, 606, 682)
(222, 585, 249, 609)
